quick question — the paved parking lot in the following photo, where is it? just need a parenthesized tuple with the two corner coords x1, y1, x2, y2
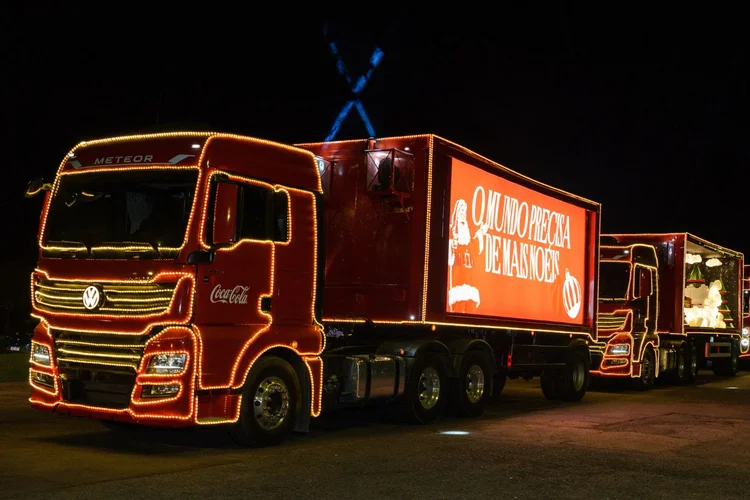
(2, 372, 750, 499)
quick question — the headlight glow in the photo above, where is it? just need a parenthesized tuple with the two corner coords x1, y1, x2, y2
(147, 353, 187, 374)
(607, 344, 630, 355)
(31, 343, 51, 366)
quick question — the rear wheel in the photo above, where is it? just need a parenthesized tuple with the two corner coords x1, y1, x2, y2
(672, 345, 688, 384)
(713, 339, 739, 377)
(541, 349, 590, 402)
(455, 351, 492, 418)
(230, 356, 299, 447)
(685, 343, 698, 382)
(404, 353, 449, 424)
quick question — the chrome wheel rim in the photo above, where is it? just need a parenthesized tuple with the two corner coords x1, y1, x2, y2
(253, 376, 290, 431)
(465, 364, 485, 403)
(418, 367, 441, 410)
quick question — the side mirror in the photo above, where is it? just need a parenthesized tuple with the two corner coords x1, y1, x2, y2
(25, 178, 52, 198)
(212, 182, 239, 245)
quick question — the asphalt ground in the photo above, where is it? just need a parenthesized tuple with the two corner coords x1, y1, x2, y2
(2, 371, 750, 499)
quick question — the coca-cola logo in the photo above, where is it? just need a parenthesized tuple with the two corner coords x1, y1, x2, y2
(210, 284, 250, 304)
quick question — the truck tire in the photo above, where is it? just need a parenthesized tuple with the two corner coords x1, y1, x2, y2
(455, 351, 492, 418)
(559, 349, 590, 402)
(685, 343, 698, 382)
(404, 352, 449, 424)
(713, 340, 739, 377)
(671, 345, 688, 384)
(230, 356, 299, 447)
(633, 347, 656, 391)
(541, 350, 589, 401)
(540, 370, 560, 400)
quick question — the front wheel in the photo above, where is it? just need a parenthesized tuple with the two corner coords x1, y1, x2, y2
(633, 347, 656, 391)
(230, 356, 299, 448)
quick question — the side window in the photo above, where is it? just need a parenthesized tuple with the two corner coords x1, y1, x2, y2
(239, 184, 269, 240)
(273, 191, 289, 242)
(237, 183, 289, 242)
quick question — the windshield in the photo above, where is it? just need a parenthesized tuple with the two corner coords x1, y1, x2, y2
(599, 261, 631, 300)
(43, 169, 199, 259)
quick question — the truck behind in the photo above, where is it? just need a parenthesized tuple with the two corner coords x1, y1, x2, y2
(592, 233, 744, 388)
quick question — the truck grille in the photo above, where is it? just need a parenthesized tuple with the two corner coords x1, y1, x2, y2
(596, 313, 628, 331)
(53, 330, 150, 409)
(34, 277, 177, 315)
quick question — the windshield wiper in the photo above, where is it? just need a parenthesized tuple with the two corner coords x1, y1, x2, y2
(46, 240, 90, 258)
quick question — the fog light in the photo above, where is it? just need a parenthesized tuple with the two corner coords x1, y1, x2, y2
(741, 338, 749, 348)
(30, 370, 55, 388)
(141, 384, 180, 398)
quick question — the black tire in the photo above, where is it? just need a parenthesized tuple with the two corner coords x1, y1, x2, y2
(493, 371, 507, 398)
(713, 340, 739, 377)
(404, 352, 449, 424)
(455, 351, 492, 418)
(633, 347, 656, 391)
(685, 343, 698, 382)
(672, 345, 688, 384)
(559, 349, 590, 402)
(540, 370, 561, 400)
(229, 356, 299, 448)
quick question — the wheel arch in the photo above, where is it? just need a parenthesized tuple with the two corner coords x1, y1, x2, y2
(376, 339, 455, 378)
(244, 347, 312, 433)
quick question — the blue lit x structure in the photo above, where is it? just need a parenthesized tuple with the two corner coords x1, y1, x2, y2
(325, 27, 384, 141)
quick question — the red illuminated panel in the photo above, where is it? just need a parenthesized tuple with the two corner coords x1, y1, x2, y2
(445, 158, 587, 325)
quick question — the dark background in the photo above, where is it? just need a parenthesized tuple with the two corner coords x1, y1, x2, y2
(2, 4, 747, 336)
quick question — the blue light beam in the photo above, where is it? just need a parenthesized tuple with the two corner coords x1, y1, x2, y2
(324, 28, 384, 142)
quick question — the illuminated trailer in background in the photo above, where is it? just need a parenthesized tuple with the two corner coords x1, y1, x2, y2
(26, 131, 600, 448)
(742, 265, 750, 358)
(593, 233, 744, 388)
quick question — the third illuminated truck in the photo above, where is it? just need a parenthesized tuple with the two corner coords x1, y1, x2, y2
(592, 233, 744, 388)
(26, 132, 600, 446)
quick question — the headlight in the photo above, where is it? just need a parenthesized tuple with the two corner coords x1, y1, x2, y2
(607, 344, 630, 355)
(742, 338, 749, 348)
(743, 327, 749, 337)
(31, 343, 51, 366)
(147, 353, 187, 374)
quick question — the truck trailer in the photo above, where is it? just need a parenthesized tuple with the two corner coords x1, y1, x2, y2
(26, 131, 600, 447)
(592, 233, 744, 388)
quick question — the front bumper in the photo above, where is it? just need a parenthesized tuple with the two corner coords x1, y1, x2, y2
(29, 325, 198, 427)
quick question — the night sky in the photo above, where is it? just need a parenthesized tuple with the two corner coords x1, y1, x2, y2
(3, 5, 747, 328)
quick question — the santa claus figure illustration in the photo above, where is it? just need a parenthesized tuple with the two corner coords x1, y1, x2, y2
(448, 198, 488, 313)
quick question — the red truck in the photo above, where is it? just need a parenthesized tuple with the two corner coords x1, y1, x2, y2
(593, 233, 744, 388)
(742, 265, 750, 358)
(25, 131, 600, 446)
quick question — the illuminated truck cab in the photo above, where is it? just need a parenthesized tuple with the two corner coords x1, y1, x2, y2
(28, 132, 324, 428)
(592, 243, 659, 385)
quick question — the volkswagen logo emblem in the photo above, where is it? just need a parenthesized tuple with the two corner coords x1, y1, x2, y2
(82, 285, 103, 310)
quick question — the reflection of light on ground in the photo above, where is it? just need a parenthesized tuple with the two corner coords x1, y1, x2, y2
(726, 387, 739, 390)
(439, 430, 470, 436)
